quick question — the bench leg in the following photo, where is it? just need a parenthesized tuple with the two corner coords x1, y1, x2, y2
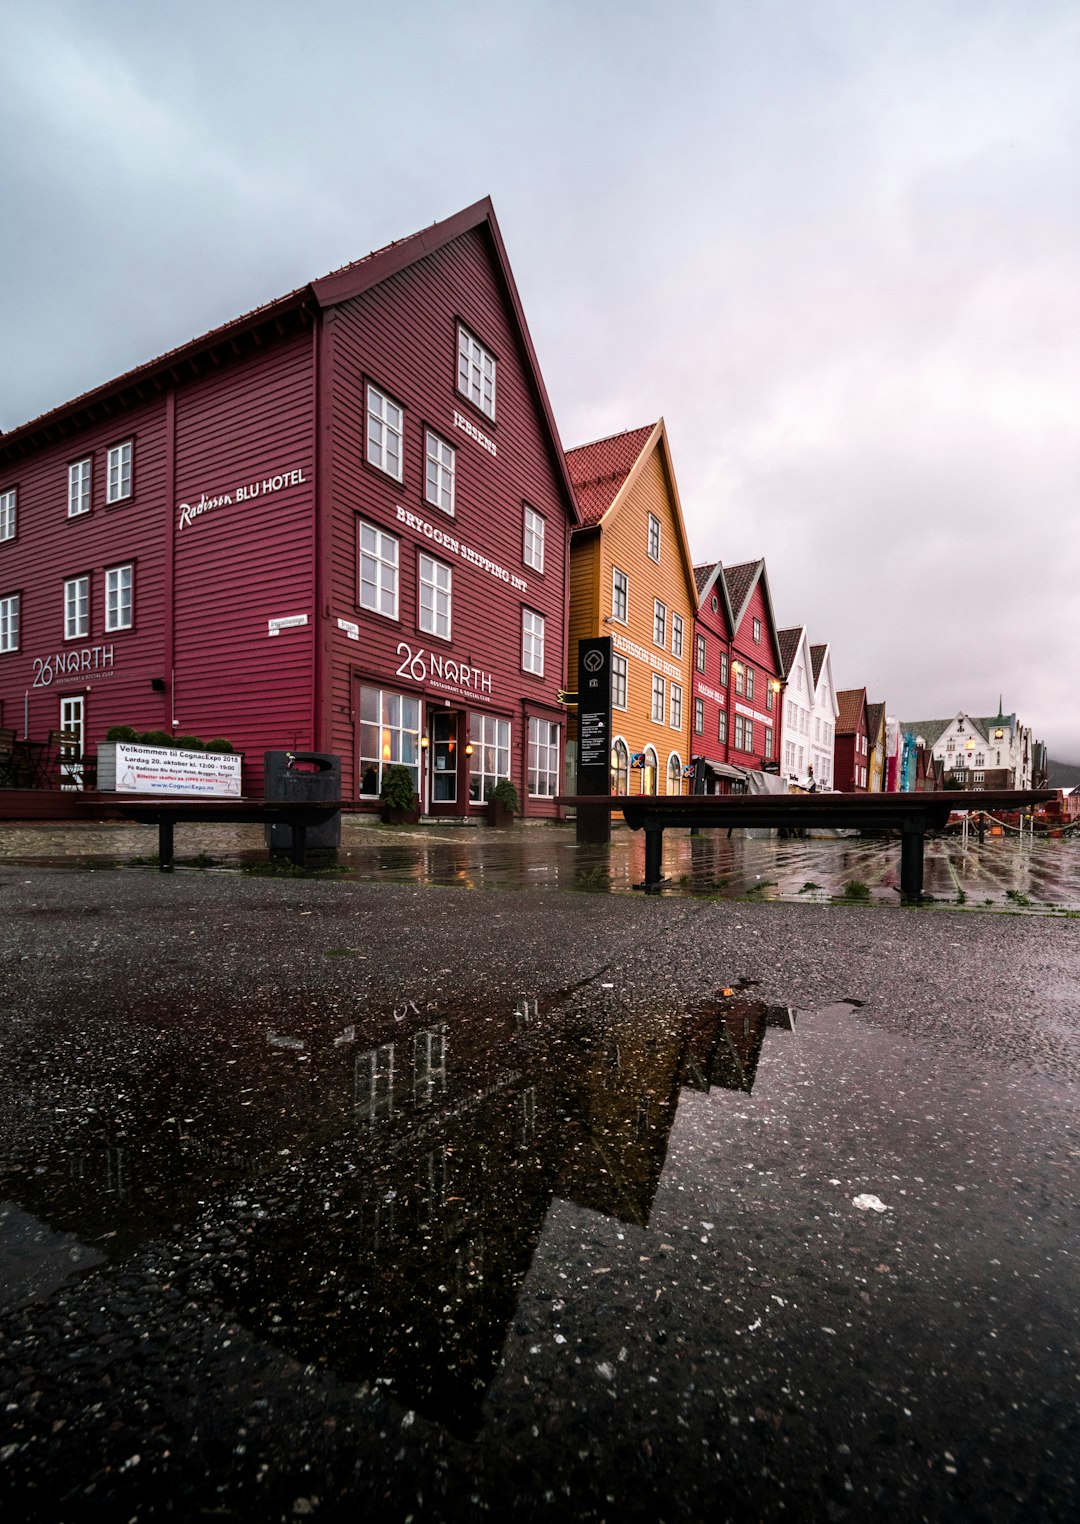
(900, 820, 924, 903)
(159, 819, 174, 872)
(633, 824, 664, 891)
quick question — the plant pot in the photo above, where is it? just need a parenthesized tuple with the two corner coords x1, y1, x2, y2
(381, 804, 420, 825)
(486, 799, 514, 828)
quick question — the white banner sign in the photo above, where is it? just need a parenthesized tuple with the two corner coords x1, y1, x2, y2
(113, 743, 242, 797)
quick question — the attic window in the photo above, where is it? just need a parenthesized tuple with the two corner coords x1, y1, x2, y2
(711, 595, 718, 612)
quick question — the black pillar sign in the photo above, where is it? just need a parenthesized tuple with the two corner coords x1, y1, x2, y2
(577, 636, 612, 796)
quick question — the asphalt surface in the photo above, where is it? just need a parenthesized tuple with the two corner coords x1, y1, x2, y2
(0, 860, 1077, 1522)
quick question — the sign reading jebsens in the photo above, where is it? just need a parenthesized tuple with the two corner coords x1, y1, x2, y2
(107, 743, 242, 797)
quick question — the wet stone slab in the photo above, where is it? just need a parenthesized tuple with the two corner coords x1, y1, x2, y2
(0, 869, 1077, 1520)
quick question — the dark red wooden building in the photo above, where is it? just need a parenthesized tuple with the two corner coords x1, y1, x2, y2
(0, 199, 579, 816)
(691, 559, 784, 788)
(834, 687, 870, 792)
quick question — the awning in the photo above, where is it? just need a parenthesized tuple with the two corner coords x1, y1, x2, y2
(699, 758, 747, 782)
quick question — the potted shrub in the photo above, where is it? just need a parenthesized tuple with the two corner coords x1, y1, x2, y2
(486, 778, 519, 827)
(379, 763, 420, 825)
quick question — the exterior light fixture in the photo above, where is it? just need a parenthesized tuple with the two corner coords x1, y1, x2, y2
(464, 743, 473, 756)
(420, 736, 429, 749)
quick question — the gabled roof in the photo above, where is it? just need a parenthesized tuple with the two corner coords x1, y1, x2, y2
(694, 562, 719, 597)
(809, 644, 828, 687)
(900, 718, 952, 749)
(776, 626, 806, 679)
(692, 561, 735, 636)
(836, 688, 868, 735)
(2, 198, 581, 519)
(721, 561, 761, 628)
(565, 424, 656, 526)
(566, 419, 698, 608)
(865, 702, 886, 745)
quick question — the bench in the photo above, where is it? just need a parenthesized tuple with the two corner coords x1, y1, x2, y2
(80, 797, 345, 870)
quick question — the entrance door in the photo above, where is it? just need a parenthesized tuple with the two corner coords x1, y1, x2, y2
(428, 710, 459, 811)
(59, 695, 85, 790)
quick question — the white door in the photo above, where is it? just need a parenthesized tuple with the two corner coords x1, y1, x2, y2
(59, 695, 84, 790)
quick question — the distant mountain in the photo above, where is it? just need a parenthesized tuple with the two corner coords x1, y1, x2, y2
(1047, 759, 1080, 788)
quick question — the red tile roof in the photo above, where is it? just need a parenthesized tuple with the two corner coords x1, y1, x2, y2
(565, 424, 656, 526)
(836, 688, 867, 734)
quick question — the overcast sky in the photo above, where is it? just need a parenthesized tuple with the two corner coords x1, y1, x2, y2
(2, 0, 1078, 756)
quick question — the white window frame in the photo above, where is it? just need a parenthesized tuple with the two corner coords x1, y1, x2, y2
(358, 520, 399, 619)
(64, 575, 89, 640)
(651, 673, 665, 723)
(0, 593, 19, 652)
(106, 441, 132, 503)
(647, 513, 661, 562)
(653, 599, 666, 648)
(671, 612, 683, 658)
(424, 430, 455, 515)
(68, 459, 91, 518)
(523, 506, 545, 574)
(612, 652, 628, 711)
(0, 488, 16, 541)
(469, 713, 511, 802)
(457, 325, 496, 420)
(528, 716, 560, 798)
(669, 682, 683, 731)
(418, 552, 452, 641)
(611, 567, 628, 623)
(358, 686, 421, 799)
(753, 617, 761, 643)
(366, 384, 403, 481)
(104, 564, 133, 631)
(522, 608, 545, 676)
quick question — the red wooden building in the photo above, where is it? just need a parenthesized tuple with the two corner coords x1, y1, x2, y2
(834, 688, 870, 792)
(691, 559, 784, 788)
(0, 199, 579, 816)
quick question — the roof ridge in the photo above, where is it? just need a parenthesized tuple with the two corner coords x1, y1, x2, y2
(564, 421, 657, 457)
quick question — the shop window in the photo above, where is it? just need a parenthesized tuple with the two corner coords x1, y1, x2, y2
(528, 716, 559, 797)
(667, 753, 682, 795)
(671, 612, 683, 658)
(358, 520, 399, 618)
(647, 513, 661, 561)
(424, 431, 455, 515)
(695, 633, 706, 673)
(469, 713, 511, 802)
(105, 564, 133, 631)
(610, 737, 629, 794)
(64, 575, 89, 640)
(457, 325, 496, 420)
(643, 746, 658, 795)
(611, 567, 628, 623)
(0, 489, 15, 541)
(651, 673, 665, 723)
(669, 682, 682, 731)
(358, 685, 420, 798)
(0, 593, 19, 652)
(653, 600, 666, 648)
(366, 385, 403, 481)
(106, 441, 132, 503)
(524, 506, 545, 574)
(522, 608, 544, 675)
(68, 460, 91, 518)
(612, 652, 628, 711)
(418, 553, 451, 640)
(694, 697, 704, 734)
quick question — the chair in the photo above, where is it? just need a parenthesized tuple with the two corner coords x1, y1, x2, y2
(45, 729, 85, 790)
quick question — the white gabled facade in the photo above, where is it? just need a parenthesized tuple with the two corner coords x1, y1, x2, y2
(916, 710, 1033, 789)
(809, 643, 839, 789)
(778, 626, 815, 786)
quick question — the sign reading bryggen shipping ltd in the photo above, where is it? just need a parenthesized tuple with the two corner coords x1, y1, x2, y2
(176, 468, 307, 532)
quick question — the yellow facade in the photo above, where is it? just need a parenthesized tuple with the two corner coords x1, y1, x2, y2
(567, 422, 696, 795)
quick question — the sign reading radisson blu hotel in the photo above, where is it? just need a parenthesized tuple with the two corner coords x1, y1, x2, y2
(577, 637, 613, 795)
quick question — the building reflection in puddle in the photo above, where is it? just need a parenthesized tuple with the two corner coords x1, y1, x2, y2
(0, 987, 794, 1435)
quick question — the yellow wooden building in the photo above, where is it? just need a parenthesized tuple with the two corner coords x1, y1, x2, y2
(565, 420, 696, 795)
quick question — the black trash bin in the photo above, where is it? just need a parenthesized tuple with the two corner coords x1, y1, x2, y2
(264, 751, 342, 855)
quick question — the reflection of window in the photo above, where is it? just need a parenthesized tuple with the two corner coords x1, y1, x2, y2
(612, 567, 628, 622)
(469, 713, 510, 801)
(528, 716, 559, 797)
(414, 1024, 448, 1106)
(610, 737, 629, 793)
(355, 1043, 395, 1124)
(519, 1086, 537, 1146)
(612, 652, 628, 710)
(418, 1146, 448, 1226)
(358, 685, 421, 797)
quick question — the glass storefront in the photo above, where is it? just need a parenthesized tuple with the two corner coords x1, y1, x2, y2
(359, 686, 421, 798)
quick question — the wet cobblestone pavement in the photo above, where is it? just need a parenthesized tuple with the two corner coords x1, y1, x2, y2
(1, 842, 1078, 1520)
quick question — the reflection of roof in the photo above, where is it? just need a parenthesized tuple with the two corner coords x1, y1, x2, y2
(809, 643, 827, 686)
(777, 626, 804, 676)
(565, 423, 656, 526)
(836, 688, 867, 734)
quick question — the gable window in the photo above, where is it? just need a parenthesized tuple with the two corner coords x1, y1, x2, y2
(524, 506, 545, 573)
(105, 564, 133, 631)
(366, 385, 403, 481)
(68, 460, 91, 518)
(695, 633, 706, 672)
(0, 593, 19, 652)
(694, 697, 704, 734)
(424, 431, 455, 514)
(522, 608, 545, 675)
(653, 599, 666, 647)
(528, 716, 560, 797)
(457, 326, 496, 420)
(64, 576, 89, 640)
(106, 442, 132, 503)
(671, 612, 683, 658)
(651, 673, 665, 723)
(612, 652, 628, 710)
(0, 489, 14, 542)
(611, 567, 628, 623)
(647, 513, 661, 561)
(753, 617, 761, 643)
(358, 521, 399, 618)
(418, 553, 451, 640)
(669, 683, 682, 731)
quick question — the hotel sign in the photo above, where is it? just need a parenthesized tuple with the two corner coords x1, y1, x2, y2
(176, 467, 307, 532)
